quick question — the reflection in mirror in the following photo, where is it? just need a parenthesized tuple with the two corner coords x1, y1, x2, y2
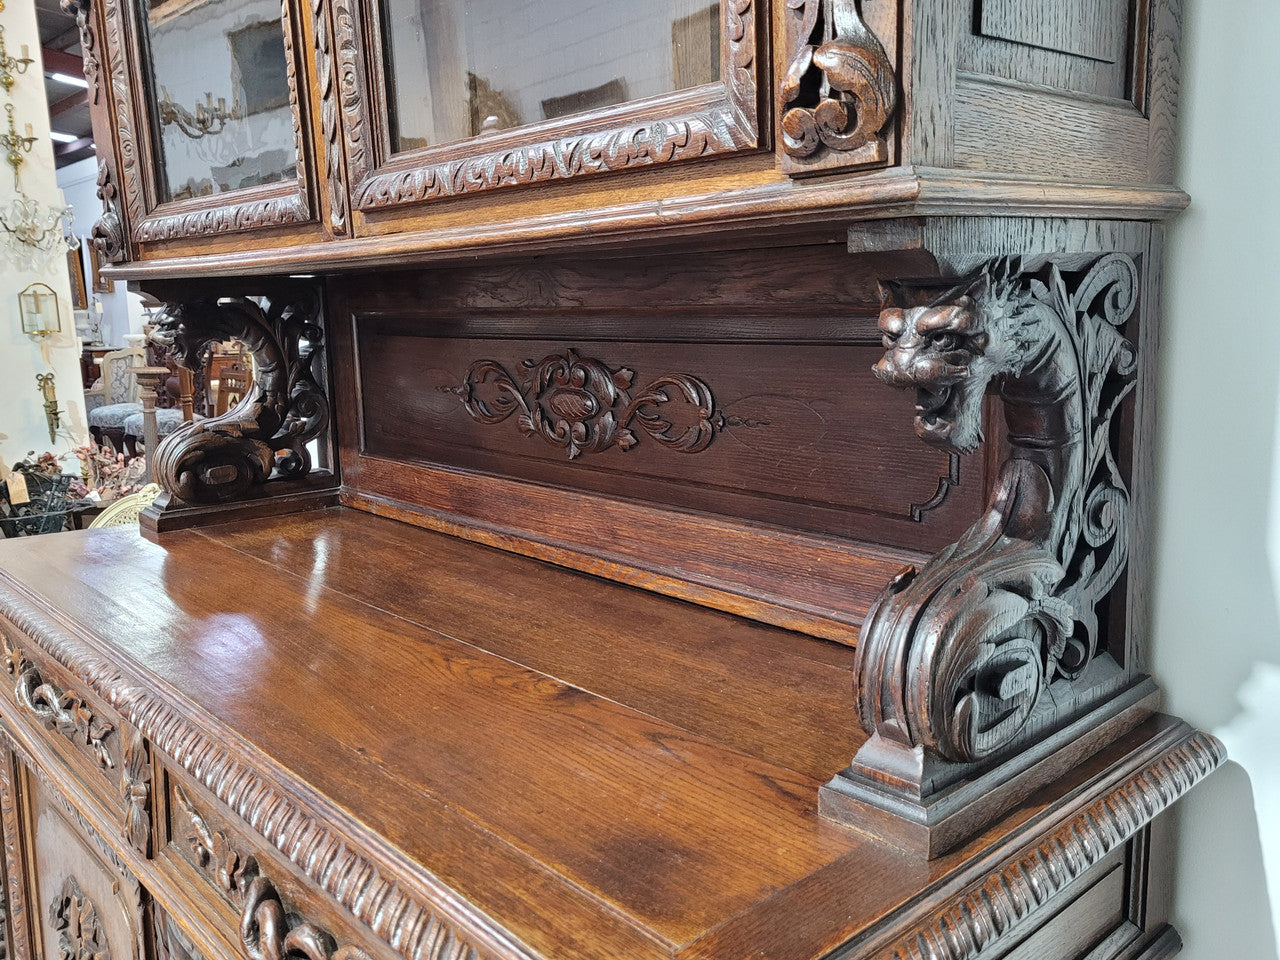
(140, 0, 298, 202)
(379, 0, 721, 153)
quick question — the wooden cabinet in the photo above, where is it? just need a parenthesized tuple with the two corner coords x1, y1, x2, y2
(0, 0, 1222, 959)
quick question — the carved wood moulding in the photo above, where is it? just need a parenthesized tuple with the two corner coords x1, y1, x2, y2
(149, 292, 330, 505)
(451, 349, 724, 460)
(173, 785, 376, 960)
(873, 728, 1224, 960)
(0, 752, 28, 960)
(779, 0, 898, 175)
(311, 0, 349, 235)
(335, 0, 758, 209)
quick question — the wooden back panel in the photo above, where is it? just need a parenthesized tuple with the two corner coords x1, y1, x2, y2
(330, 243, 999, 642)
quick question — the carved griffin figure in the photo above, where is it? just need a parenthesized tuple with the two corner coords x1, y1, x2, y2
(855, 255, 1139, 764)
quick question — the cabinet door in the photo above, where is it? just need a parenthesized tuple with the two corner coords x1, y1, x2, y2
(0, 749, 146, 960)
(333, 0, 762, 216)
(99, 0, 318, 246)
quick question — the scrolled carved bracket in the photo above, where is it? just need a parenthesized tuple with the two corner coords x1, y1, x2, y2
(857, 254, 1138, 762)
(823, 253, 1141, 854)
(149, 293, 331, 505)
(780, 0, 897, 172)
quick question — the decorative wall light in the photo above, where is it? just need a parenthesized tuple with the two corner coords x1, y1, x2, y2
(0, 25, 32, 92)
(158, 86, 242, 139)
(0, 194, 77, 270)
(19, 282, 61, 338)
(35, 373, 61, 443)
(1, 102, 35, 182)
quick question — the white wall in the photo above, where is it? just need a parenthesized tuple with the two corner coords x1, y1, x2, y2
(1155, 0, 1280, 956)
(0, 0, 91, 476)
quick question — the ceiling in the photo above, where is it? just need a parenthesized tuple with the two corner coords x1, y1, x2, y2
(34, 0, 95, 169)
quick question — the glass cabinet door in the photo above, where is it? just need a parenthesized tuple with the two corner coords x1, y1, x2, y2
(120, 0, 313, 241)
(334, 0, 760, 210)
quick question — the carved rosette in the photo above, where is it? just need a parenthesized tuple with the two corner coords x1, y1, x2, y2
(455, 349, 723, 460)
(149, 294, 330, 505)
(780, 0, 897, 171)
(854, 254, 1139, 765)
(51, 878, 110, 960)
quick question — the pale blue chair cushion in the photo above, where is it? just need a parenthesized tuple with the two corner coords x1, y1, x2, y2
(122, 409, 193, 439)
(88, 402, 142, 429)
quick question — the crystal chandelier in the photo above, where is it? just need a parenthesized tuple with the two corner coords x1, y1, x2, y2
(0, 193, 77, 271)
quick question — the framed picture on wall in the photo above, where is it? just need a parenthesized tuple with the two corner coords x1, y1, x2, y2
(88, 240, 111, 294)
(66, 241, 89, 310)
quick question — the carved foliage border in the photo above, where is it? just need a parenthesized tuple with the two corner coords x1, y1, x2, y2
(101, 0, 314, 242)
(311, 0, 348, 234)
(0, 587, 1226, 960)
(333, 0, 758, 209)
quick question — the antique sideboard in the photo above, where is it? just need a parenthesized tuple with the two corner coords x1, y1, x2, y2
(0, 1, 1221, 959)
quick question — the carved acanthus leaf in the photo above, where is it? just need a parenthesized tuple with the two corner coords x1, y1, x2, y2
(120, 724, 151, 855)
(780, 0, 897, 168)
(855, 254, 1139, 764)
(149, 292, 330, 505)
(453, 349, 723, 459)
(51, 878, 110, 960)
(3, 638, 115, 770)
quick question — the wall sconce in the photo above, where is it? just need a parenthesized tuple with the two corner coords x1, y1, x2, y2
(158, 86, 242, 139)
(35, 373, 61, 443)
(19, 282, 61, 338)
(1, 103, 36, 183)
(0, 26, 33, 93)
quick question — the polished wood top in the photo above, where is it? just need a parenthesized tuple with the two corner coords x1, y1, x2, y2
(0, 510, 1207, 960)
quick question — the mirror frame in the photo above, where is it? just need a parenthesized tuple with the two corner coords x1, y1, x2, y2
(333, 0, 762, 212)
(106, 0, 317, 243)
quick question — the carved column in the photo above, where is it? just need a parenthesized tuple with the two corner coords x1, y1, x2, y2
(821, 253, 1152, 855)
(140, 289, 336, 535)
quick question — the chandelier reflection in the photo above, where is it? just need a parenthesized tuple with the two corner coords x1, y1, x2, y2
(158, 86, 242, 139)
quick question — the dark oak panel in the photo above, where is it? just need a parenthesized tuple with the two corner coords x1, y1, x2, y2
(978, 0, 1125, 62)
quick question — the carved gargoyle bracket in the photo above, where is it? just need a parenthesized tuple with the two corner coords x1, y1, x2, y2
(780, 0, 897, 172)
(854, 254, 1138, 764)
(822, 253, 1140, 852)
(149, 293, 330, 505)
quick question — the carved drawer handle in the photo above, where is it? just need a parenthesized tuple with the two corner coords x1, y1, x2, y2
(2, 637, 114, 770)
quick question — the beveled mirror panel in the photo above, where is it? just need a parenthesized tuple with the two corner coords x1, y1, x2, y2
(379, 0, 722, 152)
(138, 0, 299, 202)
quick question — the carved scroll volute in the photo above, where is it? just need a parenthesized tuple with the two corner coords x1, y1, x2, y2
(149, 293, 331, 506)
(780, 0, 897, 175)
(850, 254, 1139, 766)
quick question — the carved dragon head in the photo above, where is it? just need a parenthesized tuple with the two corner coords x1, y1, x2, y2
(874, 260, 1035, 455)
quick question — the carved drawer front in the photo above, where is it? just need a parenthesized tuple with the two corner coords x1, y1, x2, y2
(12, 755, 148, 960)
(158, 763, 389, 960)
(0, 618, 135, 835)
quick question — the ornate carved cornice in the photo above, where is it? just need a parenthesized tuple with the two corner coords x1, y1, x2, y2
(780, 0, 897, 173)
(149, 292, 330, 505)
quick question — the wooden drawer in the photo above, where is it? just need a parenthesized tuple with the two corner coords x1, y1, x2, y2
(0, 612, 144, 852)
(154, 759, 391, 960)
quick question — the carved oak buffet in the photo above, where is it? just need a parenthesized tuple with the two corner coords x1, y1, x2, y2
(0, 1, 1220, 960)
